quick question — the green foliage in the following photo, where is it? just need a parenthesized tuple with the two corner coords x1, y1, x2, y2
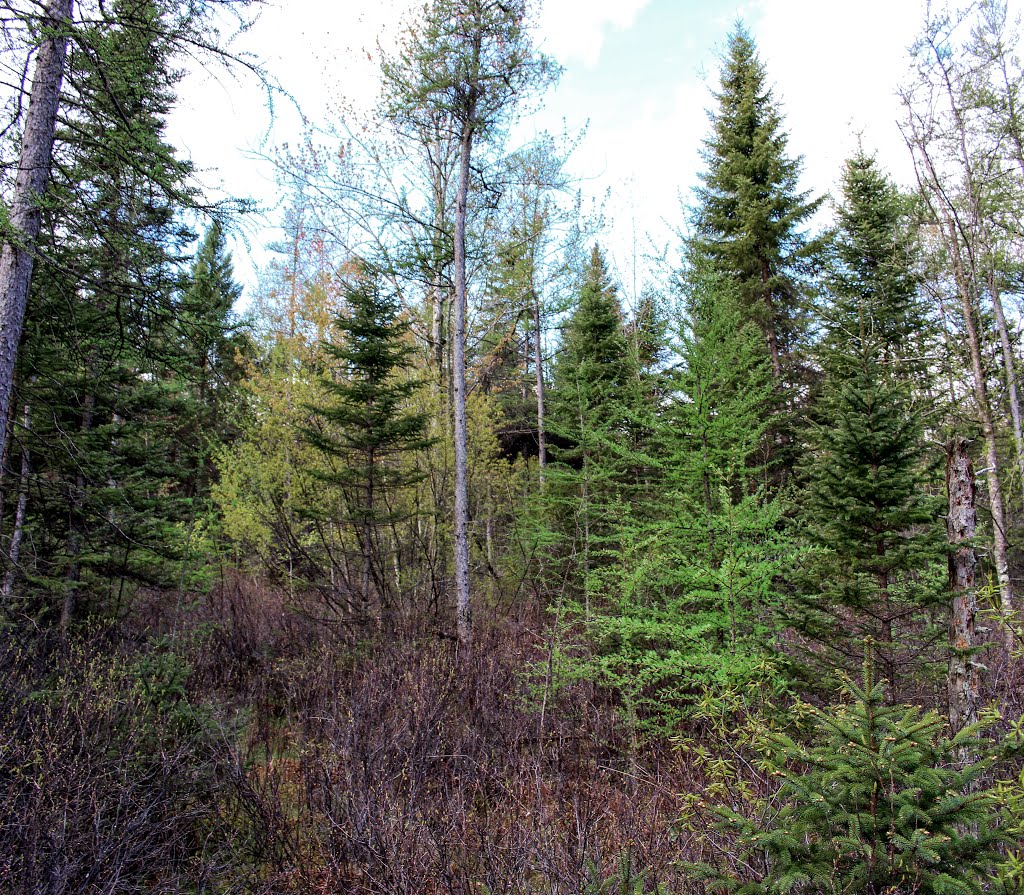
(694, 24, 823, 385)
(10, 0, 214, 623)
(791, 153, 946, 698)
(304, 266, 432, 506)
(301, 264, 434, 618)
(179, 221, 249, 461)
(583, 850, 669, 895)
(687, 657, 1005, 895)
(382, 0, 558, 142)
(549, 256, 789, 733)
(546, 245, 648, 593)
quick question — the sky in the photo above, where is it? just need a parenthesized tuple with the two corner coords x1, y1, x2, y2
(166, 0, 998, 307)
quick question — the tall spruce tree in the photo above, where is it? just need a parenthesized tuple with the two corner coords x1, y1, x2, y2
(177, 221, 247, 500)
(791, 153, 946, 700)
(6, 0, 204, 628)
(694, 23, 822, 468)
(302, 265, 434, 626)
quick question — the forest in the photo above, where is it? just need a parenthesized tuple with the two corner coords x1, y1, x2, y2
(2, 0, 1024, 892)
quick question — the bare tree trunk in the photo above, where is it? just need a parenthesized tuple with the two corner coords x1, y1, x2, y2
(2, 404, 31, 602)
(946, 438, 983, 755)
(987, 270, 1024, 501)
(0, 0, 73, 459)
(452, 124, 473, 652)
(533, 288, 546, 483)
(917, 22, 1015, 633)
(944, 221, 1015, 635)
(62, 391, 94, 637)
(432, 281, 446, 383)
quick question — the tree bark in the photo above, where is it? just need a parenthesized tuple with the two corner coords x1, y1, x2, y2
(2, 404, 31, 602)
(452, 121, 473, 652)
(0, 0, 73, 461)
(944, 218, 1015, 634)
(922, 23, 1015, 633)
(532, 288, 546, 483)
(987, 270, 1024, 502)
(946, 438, 983, 750)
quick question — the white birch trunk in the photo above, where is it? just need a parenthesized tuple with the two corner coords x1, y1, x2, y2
(453, 123, 473, 651)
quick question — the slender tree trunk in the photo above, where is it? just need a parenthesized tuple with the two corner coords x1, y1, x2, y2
(532, 288, 546, 483)
(987, 270, 1024, 501)
(2, 404, 31, 602)
(946, 438, 983, 753)
(929, 31, 1015, 634)
(944, 219, 1015, 634)
(452, 123, 473, 651)
(432, 280, 446, 384)
(0, 0, 73, 465)
(363, 460, 374, 626)
(62, 391, 95, 636)
(760, 262, 783, 382)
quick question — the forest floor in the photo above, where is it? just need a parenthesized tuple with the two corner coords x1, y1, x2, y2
(4, 573, 1024, 894)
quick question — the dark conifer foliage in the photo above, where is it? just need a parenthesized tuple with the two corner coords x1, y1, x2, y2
(178, 221, 248, 498)
(5, 4, 1024, 891)
(791, 153, 946, 700)
(690, 657, 1004, 895)
(546, 245, 642, 596)
(7, 0, 215, 626)
(302, 264, 434, 623)
(693, 24, 823, 400)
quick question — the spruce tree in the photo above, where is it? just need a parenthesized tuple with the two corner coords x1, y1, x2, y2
(582, 261, 787, 730)
(688, 655, 1003, 895)
(791, 153, 946, 700)
(474, 226, 536, 448)
(302, 265, 434, 625)
(548, 245, 639, 603)
(694, 23, 822, 461)
(8, 0, 206, 627)
(178, 221, 248, 499)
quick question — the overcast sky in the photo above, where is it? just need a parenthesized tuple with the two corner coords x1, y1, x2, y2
(167, 0, 1015, 307)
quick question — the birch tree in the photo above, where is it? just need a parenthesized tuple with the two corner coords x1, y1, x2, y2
(381, 0, 556, 650)
(946, 437, 983, 742)
(901, 6, 1018, 636)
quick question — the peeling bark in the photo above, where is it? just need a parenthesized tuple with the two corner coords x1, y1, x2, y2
(946, 438, 983, 757)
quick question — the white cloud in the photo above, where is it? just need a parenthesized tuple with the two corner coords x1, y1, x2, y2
(170, 0, 1022, 297)
(749, 0, 925, 197)
(538, 0, 652, 67)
